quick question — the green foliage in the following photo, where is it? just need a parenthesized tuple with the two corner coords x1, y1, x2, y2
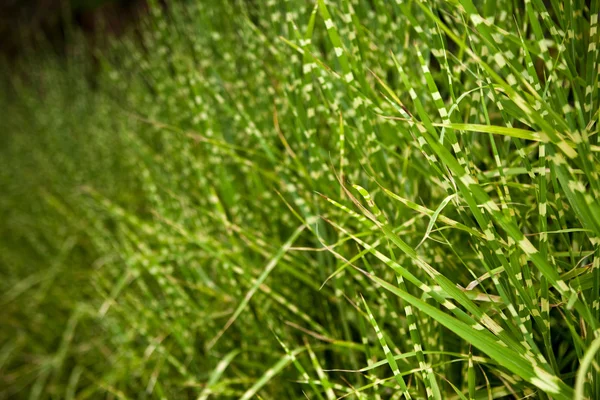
(1, 0, 599, 398)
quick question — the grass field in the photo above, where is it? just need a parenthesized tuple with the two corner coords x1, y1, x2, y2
(1, 0, 599, 398)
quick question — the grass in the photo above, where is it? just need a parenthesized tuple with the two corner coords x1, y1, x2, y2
(1, 0, 599, 398)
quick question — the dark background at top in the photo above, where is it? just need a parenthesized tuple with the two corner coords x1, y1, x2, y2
(0, 0, 147, 58)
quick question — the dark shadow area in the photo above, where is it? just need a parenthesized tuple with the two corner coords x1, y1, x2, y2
(0, 0, 147, 59)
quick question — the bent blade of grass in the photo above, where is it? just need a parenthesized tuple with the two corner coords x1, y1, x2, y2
(416, 193, 457, 249)
(348, 186, 529, 353)
(360, 269, 574, 400)
(381, 187, 483, 239)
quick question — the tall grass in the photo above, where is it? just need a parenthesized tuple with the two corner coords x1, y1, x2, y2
(1, 0, 599, 398)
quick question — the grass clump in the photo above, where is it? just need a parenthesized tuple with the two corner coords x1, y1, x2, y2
(1, 0, 599, 399)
